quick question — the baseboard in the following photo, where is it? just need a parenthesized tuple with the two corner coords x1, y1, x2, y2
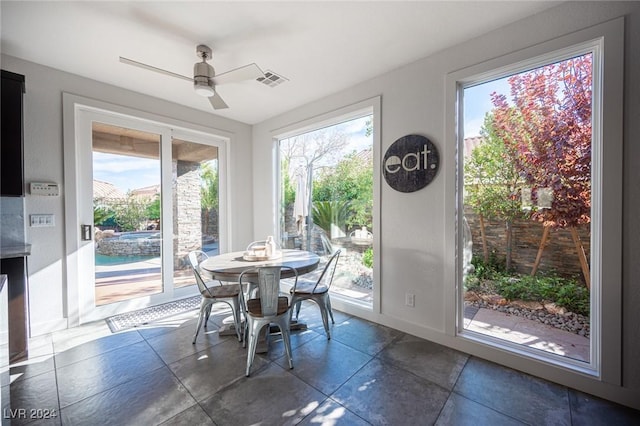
(29, 318, 68, 337)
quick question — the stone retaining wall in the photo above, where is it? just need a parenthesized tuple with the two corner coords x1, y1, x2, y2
(96, 235, 161, 257)
(465, 210, 590, 282)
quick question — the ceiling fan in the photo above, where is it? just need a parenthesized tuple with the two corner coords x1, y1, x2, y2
(119, 44, 265, 110)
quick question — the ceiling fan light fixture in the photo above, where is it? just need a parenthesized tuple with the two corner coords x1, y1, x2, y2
(194, 84, 214, 97)
(195, 87, 214, 97)
(194, 78, 214, 97)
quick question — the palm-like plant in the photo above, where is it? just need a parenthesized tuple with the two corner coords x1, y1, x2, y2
(312, 200, 350, 235)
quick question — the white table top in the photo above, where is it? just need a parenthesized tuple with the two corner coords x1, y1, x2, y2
(199, 249, 320, 282)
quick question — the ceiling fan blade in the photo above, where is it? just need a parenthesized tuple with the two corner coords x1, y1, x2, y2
(119, 57, 192, 82)
(209, 92, 229, 110)
(211, 63, 264, 86)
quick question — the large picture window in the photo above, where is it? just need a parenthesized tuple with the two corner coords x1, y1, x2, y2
(276, 106, 377, 309)
(454, 40, 610, 374)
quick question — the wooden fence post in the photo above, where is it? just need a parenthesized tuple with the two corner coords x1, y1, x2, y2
(570, 226, 591, 289)
(531, 225, 550, 276)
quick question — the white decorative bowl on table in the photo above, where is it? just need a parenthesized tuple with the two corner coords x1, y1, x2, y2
(242, 250, 283, 262)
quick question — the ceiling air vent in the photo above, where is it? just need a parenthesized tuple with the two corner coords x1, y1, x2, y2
(257, 70, 288, 87)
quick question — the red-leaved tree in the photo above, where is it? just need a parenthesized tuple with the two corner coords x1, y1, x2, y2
(489, 53, 592, 286)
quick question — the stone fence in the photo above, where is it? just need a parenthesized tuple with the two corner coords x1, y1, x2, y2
(465, 211, 590, 283)
(96, 231, 161, 257)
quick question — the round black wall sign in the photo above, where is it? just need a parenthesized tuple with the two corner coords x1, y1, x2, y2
(383, 134, 439, 193)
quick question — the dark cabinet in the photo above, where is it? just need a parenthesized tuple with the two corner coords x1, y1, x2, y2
(0, 258, 28, 362)
(1, 70, 26, 197)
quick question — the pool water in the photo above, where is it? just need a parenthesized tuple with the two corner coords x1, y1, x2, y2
(95, 253, 157, 266)
(118, 232, 161, 240)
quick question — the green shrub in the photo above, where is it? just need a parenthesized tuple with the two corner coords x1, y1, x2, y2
(494, 274, 589, 316)
(467, 256, 589, 316)
(554, 282, 590, 315)
(362, 247, 373, 268)
(470, 253, 506, 280)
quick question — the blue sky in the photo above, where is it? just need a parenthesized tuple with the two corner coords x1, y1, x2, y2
(464, 77, 511, 137)
(94, 85, 502, 193)
(94, 116, 373, 193)
(93, 152, 160, 193)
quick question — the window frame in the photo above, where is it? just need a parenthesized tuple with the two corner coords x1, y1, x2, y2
(444, 18, 623, 383)
(271, 97, 381, 314)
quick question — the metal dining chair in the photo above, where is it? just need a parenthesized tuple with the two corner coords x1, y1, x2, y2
(187, 250, 242, 344)
(290, 249, 341, 339)
(240, 265, 298, 377)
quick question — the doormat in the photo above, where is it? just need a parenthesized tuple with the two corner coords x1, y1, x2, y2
(105, 296, 201, 333)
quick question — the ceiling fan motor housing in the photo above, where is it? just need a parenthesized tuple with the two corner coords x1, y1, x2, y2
(193, 60, 215, 96)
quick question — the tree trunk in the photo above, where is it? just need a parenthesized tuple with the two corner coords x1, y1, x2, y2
(531, 225, 550, 276)
(505, 220, 513, 271)
(479, 214, 489, 263)
(570, 226, 591, 290)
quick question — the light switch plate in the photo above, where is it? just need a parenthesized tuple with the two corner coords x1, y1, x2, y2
(30, 182, 60, 196)
(30, 214, 55, 227)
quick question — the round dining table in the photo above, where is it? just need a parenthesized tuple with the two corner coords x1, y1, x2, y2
(199, 249, 320, 282)
(199, 249, 320, 346)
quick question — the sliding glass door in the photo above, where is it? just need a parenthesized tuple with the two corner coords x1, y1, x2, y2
(72, 105, 227, 323)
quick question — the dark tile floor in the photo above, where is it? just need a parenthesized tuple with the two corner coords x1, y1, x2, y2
(7, 302, 640, 425)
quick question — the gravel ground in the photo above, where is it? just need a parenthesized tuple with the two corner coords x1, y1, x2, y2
(466, 296, 590, 338)
(339, 251, 373, 289)
(328, 252, 590, 339)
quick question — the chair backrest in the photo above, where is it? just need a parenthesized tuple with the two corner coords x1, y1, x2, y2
(240, 266, 298, 317)
(313, 249, 341, 292)
(187, 250, 213, 296)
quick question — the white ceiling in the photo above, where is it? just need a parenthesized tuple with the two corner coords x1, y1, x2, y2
(1, 1, 560, 125)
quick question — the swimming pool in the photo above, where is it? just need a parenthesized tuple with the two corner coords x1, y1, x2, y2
(95, 253, 157, 266)
(117, 232, 161, 240)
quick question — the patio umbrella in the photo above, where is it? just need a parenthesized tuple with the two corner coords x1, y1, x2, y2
(293, 171, 308, 235)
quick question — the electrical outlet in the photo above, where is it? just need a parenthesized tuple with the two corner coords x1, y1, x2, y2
(405, 293, 415, 307)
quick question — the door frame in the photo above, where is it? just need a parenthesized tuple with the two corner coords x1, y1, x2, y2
(63, 94, 230, 326)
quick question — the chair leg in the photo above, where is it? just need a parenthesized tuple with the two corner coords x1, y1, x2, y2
(295, 300, 302, 320)
(326, 294, 335, 324)
(245, 319, 260, 377)
(192, 299, 208, 344)
(277, 317, 294, 369)
(242, 320, 248, 348)
(230, 297, 242, 342)
(289, 297, 300, 322)
(318, 304, 331, 340)
(204, 303, 213, 326)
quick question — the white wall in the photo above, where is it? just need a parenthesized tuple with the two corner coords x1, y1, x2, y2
(0, 55, 254, 335)
(252, 2, 640, 409)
